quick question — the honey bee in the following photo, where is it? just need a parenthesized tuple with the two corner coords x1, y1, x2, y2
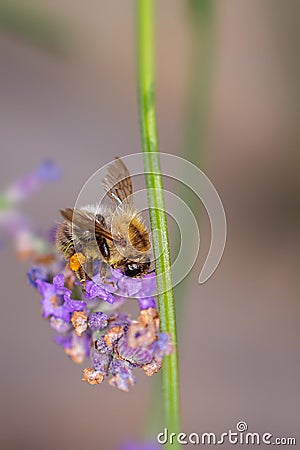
(56, 158, 152, 290)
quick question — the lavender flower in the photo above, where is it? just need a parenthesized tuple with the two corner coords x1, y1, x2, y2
(27, 267, 47, 288)
(88, 312, 108, 331)
(81, 308, 173, 391)
(27, 247, 173, 390)
(16, 159, 173, 390)
(0, 161, 60, 258)
(5, 165, 173, 391)
(4, 160, 60, 205)
(27, 239, 172, 384)
(108, 359, 136, 391)
(138, 296, 156, 310)
(85, 279, 116, 304)
(37, 274, 86, 322)
(28, 252, 173, 390)
(50, 317, 72, 333)
(90, 347, 112, 374)
(55, 331, 91, 364)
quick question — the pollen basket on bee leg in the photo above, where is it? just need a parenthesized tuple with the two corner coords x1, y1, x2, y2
(69, 253, 86, 271)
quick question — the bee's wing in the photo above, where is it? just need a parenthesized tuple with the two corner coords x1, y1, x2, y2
(102, 157, 134, 207)
(60, 208, 114, 241)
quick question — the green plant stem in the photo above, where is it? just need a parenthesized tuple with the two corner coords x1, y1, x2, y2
(137, 0, 180, 444)
(0, 0, 70, 55)
(175, 0, 215, 332)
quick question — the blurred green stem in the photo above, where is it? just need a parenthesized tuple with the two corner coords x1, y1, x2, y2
(0, 0, 70, 54)
(174, 1, 215, 325)
(184, 0, 214, 168)
(137, 0, 180, 446)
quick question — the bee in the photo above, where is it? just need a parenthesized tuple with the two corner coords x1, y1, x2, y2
(56, 158, 152, 290)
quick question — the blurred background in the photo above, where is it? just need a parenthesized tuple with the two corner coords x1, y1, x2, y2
(0, 0, 299, 449)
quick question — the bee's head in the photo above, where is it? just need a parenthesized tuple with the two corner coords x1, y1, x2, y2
(123, 258, 151, 278)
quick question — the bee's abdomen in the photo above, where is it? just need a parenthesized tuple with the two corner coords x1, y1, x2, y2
(129, 216, 151, 252)
(97, 236, 110, 260)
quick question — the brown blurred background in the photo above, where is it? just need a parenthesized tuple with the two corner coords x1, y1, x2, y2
(0, 1, 299, 449)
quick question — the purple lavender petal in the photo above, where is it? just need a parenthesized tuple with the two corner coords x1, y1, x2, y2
(55, 331, 91, 359)
(109, 359, 136, 391)
(36, 278, 53, 299)
(36, 160, 61, 181)
(54, 333, 72, 349)
(138, 297, 156, 310)
(117, 335, 154, 366)
(4, 161, 60, 205)
(90, 273, 119, 294)
(109, 359, 131, 375)
(129, 346, 154, 365)
(88, 312, 108, 331)
(117, 335, 137, 361)
(139, 272, 157, 297)
(82, 331, 92, 357)
(90, 348, 112, 375)
(50, 317, 72, 333)
(95, 336, 113, 354)
(41, 299, 70, 322)
(53, 273, 65, 289)
(5, 175, 39, 203)
(110, 268, 124, 281)
(36, 279, 54, 304)
(155, 333, 174, 357)
(64, 295, 86, 312)
(36, 277, 84, 322)
(27, 267, 46, 288)
(85, 280, 115, 304)
(117, 276, 143, 297)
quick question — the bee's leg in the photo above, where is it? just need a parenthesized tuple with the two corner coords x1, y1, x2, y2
(85, 257, 94, 280)
(66, 246, 87, 292)
(100, 263, 115, 287)
(75, 265, 87, 293)
(100, 263, 107, 282)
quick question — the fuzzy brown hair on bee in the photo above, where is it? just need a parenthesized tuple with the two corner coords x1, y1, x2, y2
(55, 158, 152, 291)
